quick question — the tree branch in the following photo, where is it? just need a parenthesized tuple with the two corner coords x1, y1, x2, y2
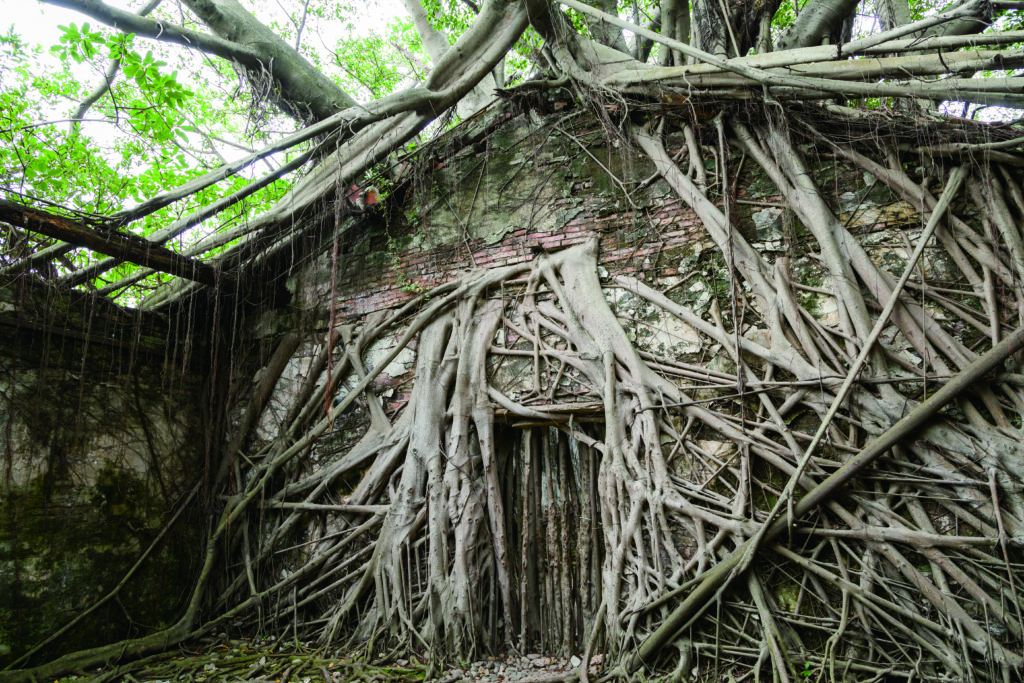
(42, 0, 265, 69)
(179, 0, 357, 120)
(777, 0, 860, 50)
(69, 0, 163, 129)
(42, 0, 356, 122)
(558, 0, 1016, 105)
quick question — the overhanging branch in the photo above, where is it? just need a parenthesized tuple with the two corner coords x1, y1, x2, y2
(558, 0, 1000, 103)
(41, 0, 265, 69)
(42, 0, 357, 122)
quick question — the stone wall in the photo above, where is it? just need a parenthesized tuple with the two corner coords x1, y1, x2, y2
(0, 281, 207, 666)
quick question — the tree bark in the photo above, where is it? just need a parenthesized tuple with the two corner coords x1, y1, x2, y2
(179, 0, 357, 121)
(0, 200, 226, 286)
(42, 0, 357, 123)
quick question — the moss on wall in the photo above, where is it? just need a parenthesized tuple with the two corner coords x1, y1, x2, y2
(0, 467, 199, 665)
(0, 281, 205, 668)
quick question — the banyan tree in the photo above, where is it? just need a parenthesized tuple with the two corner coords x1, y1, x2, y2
(3, 0, 1024, 681)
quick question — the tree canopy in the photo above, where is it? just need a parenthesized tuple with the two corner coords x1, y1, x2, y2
(3, 0, 1023, 305)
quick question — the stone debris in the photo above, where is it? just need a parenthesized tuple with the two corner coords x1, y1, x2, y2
(436, 653, 599, 682)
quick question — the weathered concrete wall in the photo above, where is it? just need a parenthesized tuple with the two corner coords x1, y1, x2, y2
(0, 280, 206, 666)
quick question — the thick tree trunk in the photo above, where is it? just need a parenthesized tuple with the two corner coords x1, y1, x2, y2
(777, 0, 861, 49)
(43, 0, 357, 123)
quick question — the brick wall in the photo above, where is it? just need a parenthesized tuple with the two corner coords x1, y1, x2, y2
(326, 200, 705, 320)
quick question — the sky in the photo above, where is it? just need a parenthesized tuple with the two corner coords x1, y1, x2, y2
(6, 2, 88, 46)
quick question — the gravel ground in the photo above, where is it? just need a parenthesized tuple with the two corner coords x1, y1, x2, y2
(434, 653, 602, 683)
(43, 637, 606, 682)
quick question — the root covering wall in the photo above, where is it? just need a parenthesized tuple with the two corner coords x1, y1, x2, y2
(5, 107, 1017, 681)
(223, 111, 974, 660)
(291, 114, 931, 386)
(298, 115, 926, 323)
(0, 281, 206, 666)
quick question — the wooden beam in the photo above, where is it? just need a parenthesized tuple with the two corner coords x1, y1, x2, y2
(0, 200, 226, 287)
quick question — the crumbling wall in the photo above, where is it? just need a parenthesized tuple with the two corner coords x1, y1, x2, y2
(222, 114, 948, 618)
(0, 280, 206, 666)
(0, 107, 984, 675)
(169, 109, 971, 664)
(278, 114, 935, 416)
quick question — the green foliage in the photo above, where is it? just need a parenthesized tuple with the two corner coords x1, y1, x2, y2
(422, 0, 476, 43)
(505, 26, 544, 85)
(334, 18, 426, 99)
(52, 21, 105, 61)
(1, 0, 550, 306)
(771, 0, 798, 33)
(52, 24, 191, 142)
(0, 17, 301, 301)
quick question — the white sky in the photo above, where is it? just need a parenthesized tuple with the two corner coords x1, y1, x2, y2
(6, 2, 86, 46)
